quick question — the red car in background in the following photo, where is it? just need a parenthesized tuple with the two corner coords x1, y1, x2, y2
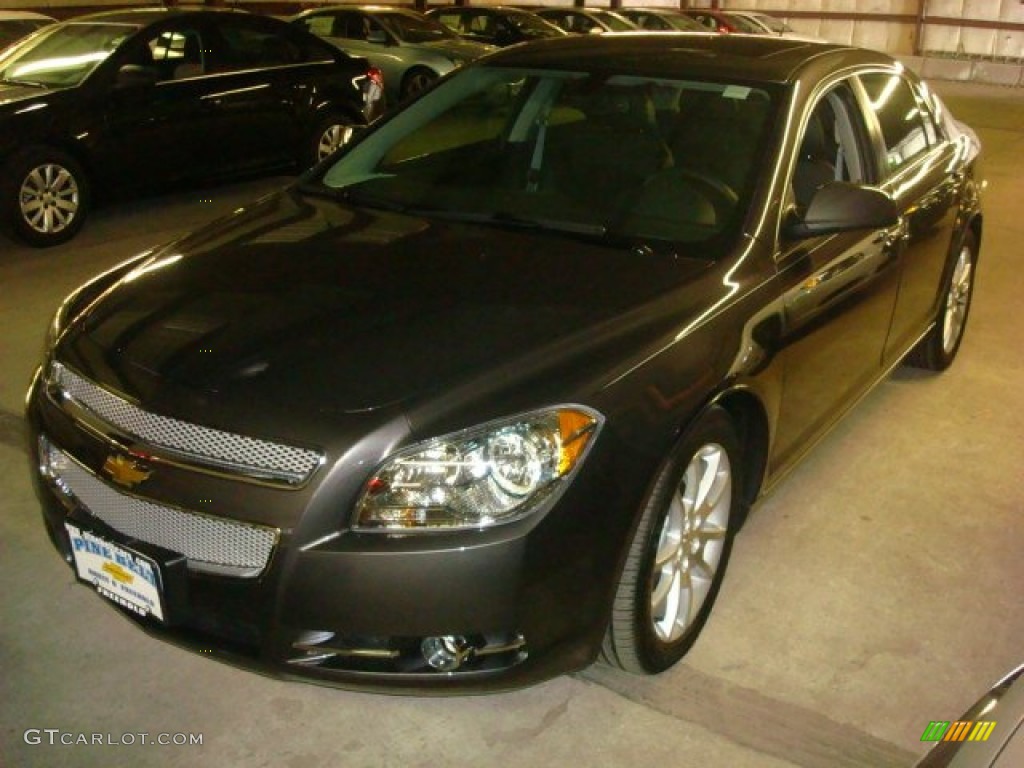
(679, 9, 766, 34)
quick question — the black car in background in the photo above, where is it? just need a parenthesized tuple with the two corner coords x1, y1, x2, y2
(28, 34, 982, 692)
(427, 6, 567, 47)
(0, 8, 383, 247)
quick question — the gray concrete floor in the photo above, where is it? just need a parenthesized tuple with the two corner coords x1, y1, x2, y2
(1, 82, 1021, 768)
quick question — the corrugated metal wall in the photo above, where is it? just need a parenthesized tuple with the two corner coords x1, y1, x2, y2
(709, 0, 1023, 59)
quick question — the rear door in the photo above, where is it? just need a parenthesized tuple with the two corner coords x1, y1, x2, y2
(198, 15, 317, 175)
(857, 71, 960, 364)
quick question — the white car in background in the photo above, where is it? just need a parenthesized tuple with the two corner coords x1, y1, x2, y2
(731, 11, 824, 42)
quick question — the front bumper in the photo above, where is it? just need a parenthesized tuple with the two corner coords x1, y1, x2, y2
(26, 365, 633, 694)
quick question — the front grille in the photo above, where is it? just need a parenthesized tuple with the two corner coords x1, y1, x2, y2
(51, 362, 322, 485)
(49, 445, 278, 578)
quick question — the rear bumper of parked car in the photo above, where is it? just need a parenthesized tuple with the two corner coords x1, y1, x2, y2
(25, 369, 628, 693)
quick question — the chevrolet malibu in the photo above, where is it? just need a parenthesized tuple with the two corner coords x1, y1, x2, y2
(27, 34, 982, 693)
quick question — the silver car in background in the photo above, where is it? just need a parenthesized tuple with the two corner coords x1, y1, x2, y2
(291, 6, 494, 105)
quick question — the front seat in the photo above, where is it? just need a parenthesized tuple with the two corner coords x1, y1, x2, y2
(173, 34, 204, 80)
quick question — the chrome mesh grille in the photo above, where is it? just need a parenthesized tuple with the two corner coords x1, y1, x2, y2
(52, 447, 277, 577)
(52, 362, 321, 485)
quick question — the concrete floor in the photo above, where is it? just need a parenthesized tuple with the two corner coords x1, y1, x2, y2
(1, 82, 1021, 768)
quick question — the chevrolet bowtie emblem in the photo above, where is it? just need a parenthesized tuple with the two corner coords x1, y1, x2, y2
(102, 454, 152, 489)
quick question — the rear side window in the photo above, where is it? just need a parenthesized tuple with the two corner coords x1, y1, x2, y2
(859, 72, 933, 174)
(215, 18, 301, 70)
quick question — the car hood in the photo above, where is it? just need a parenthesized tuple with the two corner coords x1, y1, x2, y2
(0, 81, 55, 107)
(55, 187, 712, 434)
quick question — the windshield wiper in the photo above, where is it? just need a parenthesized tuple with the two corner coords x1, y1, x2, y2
(409, 208, 608, 237)
(295, 185, 609, 238)
(0, 77, 46, 88)
(296, 182, 410, 213)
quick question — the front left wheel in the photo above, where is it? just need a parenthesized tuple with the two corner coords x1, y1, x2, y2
(3, 147, 90, 247)
(602, 406, 743, 674)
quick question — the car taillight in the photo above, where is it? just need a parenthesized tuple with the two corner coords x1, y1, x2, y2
(367, 66, 384, 89)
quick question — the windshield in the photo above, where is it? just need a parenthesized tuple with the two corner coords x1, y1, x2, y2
(592, 11, 636, 32)
(378, 12, 457, 43)
(663, 14, 706, 32)
(0, 21, 137, 87)
(750, 14, 788, 34)
(317, 65, 776, 251)
(505, 11, 562, 36)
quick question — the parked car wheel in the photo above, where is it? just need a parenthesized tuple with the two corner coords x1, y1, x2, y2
(309, 115, 356, 167)
(3, 147, 89, 247)
(401, 67, 437, 101)
(602, 406, 742, 673)
(905, 231, 978, 371)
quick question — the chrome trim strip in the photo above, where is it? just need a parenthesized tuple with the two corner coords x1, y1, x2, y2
(46, 442, 279, 578)
(49, 362, 323, 487)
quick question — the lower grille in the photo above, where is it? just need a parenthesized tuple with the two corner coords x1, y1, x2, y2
(44, 442, 278, 578)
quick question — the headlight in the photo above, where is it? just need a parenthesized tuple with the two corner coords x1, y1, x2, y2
(354, 406, 601, 531)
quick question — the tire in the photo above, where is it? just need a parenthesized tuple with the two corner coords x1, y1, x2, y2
(400, 67, 438, 102)
(904, 230, 978, 371)
(602, 406, 743, 674)
(3, 147, 89, 247)
(308, 115, 355, 168)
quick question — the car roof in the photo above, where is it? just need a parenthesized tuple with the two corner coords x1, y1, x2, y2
(0, 10, 56, 21)
(484, 33, 892, 85)
(61, 8, 249, 25)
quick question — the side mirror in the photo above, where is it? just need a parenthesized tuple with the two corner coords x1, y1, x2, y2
(785, 182, 898, 240)
(366, 30, 388, 45)
(116, 64, 158, 89)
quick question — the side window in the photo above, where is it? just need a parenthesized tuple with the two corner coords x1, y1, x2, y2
(468, 13, 494, 36)
(434, 12, 463, 34)
(214, 18, 301, 71)
(143, 26, 205, 81)
(859, 72, 933, 174)
(694, 15, 717, 31)
(792, 82, 869, 210)
(300, 14, 336, 39)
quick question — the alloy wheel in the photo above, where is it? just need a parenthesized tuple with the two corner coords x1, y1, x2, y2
(19, 163, 80, 235)
(650, 443, 732, 643)
(317, 124, 354, 162)
(942, 245, 973, 355)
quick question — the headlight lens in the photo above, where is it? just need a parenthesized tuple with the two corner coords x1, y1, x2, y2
(354, 407, 601, 531)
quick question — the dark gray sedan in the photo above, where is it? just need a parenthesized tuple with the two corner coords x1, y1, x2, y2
(28, 34, 982, 692)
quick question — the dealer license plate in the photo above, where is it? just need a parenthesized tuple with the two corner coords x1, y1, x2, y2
(65, 522, 166, 622)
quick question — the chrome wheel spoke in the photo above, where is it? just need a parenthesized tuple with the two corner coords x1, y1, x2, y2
(649, 442, 732, 643)
(317, 125, 352, 161)
(942, 247, 973, 353)
(19, 162, 80, 234)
